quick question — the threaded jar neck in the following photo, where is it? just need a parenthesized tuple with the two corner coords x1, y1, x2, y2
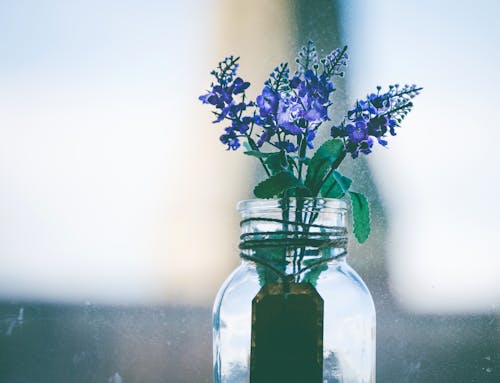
(238, 198, 348, 251)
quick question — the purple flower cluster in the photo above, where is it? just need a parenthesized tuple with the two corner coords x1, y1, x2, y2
(198, 56, 251, 150)
(321, 46, 349, 77)
(331, 84, 422, 157)
(199, 43, 420, 161)
(254, 67, 335, 152)
(199, 42, 348, 153)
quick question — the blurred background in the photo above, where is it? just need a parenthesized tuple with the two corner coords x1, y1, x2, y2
(0, 0, 498, 382)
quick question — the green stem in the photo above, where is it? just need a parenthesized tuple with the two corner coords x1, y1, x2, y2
(381, 101, 413, 118)
(246, 135, 271, 177)
(280, 191, 291, 285)
(271, 63, 288, 92)
(297, 125, 309, 183)
(217, 56, 240, 82)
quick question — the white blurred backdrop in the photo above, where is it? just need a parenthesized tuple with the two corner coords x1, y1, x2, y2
(0, 0, 292, 304)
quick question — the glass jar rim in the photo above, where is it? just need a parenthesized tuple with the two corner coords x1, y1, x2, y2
(237, 198, 347, 214)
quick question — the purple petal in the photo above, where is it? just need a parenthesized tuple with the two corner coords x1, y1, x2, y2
(281, 122, 302, 135)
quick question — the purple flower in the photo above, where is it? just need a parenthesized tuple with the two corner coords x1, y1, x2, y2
(293, 71, 334, 125)
(304, 100, 328, 123)
(199, 85, 231, 109)
(290, 76, 301, 88)
(256, 86, 279, 117)
(232, 77, 250, 94)
(220, 127, 240, 150)
(277, 100, 302, 135)
(257, 129, 272, 147)
(346, 121, 368, 144)
(276, 140, 299, 153)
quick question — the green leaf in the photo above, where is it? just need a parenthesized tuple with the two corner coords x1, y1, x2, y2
(254, 171, 303, 199)
(265, 153, 295, 175)
(303, 263, 328, 286)
(321, 171, 352, 198)
(265, 153, 284, 175)
(244, 150, 273, 158)
(305, 139, 346, 195)
(293, 187, 313, 198)
(349, 192, 370, 243)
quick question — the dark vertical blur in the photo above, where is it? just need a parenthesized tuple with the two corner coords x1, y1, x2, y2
(291, 0, 349, 129)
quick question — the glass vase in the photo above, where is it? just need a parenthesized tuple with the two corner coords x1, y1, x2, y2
(213, 198, 375, 383)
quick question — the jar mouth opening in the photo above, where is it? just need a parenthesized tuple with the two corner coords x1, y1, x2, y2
(237, 198, 347, 214)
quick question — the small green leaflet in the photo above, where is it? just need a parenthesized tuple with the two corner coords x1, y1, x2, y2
(349, 191, 370, 243)
(321, 171, 352, 198)
(305, 139, 346, 195)
(254, 171, 305, 198)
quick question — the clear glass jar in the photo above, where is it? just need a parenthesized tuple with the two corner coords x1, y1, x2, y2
(213, 198, 376, 383)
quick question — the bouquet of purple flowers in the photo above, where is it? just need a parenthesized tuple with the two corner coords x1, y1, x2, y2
(200, 41, 421, 243)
